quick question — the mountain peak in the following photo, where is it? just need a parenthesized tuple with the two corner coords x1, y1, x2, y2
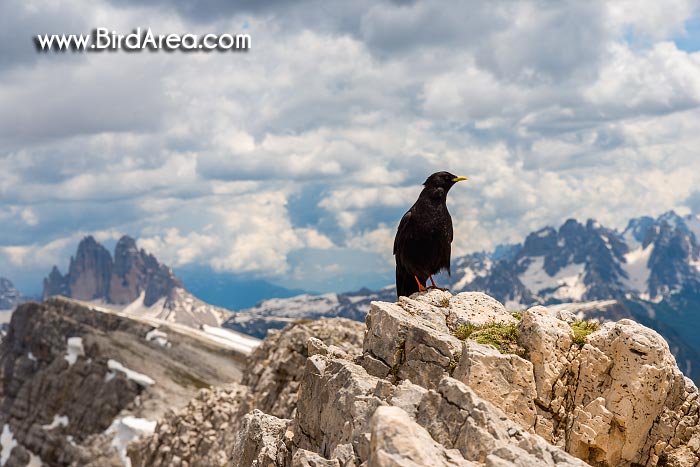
(42, 234, 180, 306)
(0, 277, 23, 310)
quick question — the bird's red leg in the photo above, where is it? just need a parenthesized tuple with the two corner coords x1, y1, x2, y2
(414, 275, 427, 292)
(428, 275, 448, 291)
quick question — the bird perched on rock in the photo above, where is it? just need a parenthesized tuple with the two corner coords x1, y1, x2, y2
(393, 171, 468, 298)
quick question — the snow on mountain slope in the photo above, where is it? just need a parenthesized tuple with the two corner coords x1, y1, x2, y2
(237, 293, 340, 319)
(121, 288, 232, 328)
(621, 243, 654, 297)
(518, 257, 586, 301)
(451, 211, 700, 308)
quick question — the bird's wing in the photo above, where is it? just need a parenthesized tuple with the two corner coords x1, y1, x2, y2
(393, 210, 412, 255)
(446, 215, 453, 275)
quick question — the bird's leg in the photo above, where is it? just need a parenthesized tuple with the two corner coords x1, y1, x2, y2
(414, 275, 427, 292)
(427, 275, 449, 291)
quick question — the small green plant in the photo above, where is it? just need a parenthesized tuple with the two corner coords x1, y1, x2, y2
(511, 311, 523, 321)
(454, 323, 477, 341)
(438, 296, 451, 308)
(570, 320, 600, 347)
(454, 322, 521, 354)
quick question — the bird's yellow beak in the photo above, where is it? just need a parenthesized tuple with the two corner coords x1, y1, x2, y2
(452, 176, 468, 182)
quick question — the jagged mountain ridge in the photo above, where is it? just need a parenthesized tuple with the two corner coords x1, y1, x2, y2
(0, 278, 25, 311)
(42, 236, 232, 328)
(454, 211, 700, 306)
(223, 287, 395, 339)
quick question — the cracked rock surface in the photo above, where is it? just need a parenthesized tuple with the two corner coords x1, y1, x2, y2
(131, 290, 699, 467)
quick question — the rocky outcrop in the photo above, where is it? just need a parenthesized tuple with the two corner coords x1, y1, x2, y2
(129, 384, 252, 467)
(0, 298, 246, 466)
(110, 236, 183, 306)
(243, 318, 365, 419)
(42, 235, 182, 306)
(132, 289, 699, 467)
(130, 318, 364, 466)
(41, 235, 231, 328)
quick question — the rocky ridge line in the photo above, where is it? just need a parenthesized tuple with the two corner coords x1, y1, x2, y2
(131, 289, 699, 466)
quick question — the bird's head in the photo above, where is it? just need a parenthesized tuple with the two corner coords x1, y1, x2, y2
(423, 171, 468, 191)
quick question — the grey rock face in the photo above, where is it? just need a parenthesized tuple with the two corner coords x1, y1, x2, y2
(243, 318, 365, 419)
(130, 384, 252, 467)
(40, 235, 230, 328)
(0, 297, 245, 466)
(41, 235, 183, 306)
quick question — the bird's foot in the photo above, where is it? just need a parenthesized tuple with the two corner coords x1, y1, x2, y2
(414, 275, 428, 292)
(427, 276, 449, 291)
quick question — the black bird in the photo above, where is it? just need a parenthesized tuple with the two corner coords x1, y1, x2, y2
(393, 171, 468, 298)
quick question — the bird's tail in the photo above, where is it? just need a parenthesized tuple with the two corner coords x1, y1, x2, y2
(396, 264, 421, 298)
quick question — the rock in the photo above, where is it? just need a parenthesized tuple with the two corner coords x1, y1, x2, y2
(565, 319, 699, 466)
(292, 449, 341, 467)
(119, 290, 700, 467)
(293, 356, 386, 463)
(243, 318, 365, 419)
(231, 409, 290, 467)
(452, 340, 538, 431)
(362, 292, 462, 388)
(129, 384, 251, 467)
(1, 298, 243, 467)
(368, 406, 477, 467)
(517, 306, 574, 408)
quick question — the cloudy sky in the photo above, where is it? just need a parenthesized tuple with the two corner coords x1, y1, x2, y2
(1, 0, 700, 295)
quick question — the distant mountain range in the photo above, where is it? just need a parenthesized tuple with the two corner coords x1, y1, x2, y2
(3, 210, 699, 379)
(224, 211, 700, 380)
(0, 278, 26, 311)
(453, 211, 700, 306)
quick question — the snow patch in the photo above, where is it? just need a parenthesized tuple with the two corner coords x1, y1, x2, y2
(454, 267, 476, 290)
(687, 214, 700, 241)
(42, 415, 69, 430)
(27, 352, 36, 362)
(27, 451, 43, 467)
(64, 337, 84, 366)
(106, 360, 155, 387)
(622, 243, 654, 293)
(201, 325, 260, 354)
(0, 424, 17, 466)
(519, 257, 587, 300)
(107, 416, 157, 467)
(145, 329, 170, 348)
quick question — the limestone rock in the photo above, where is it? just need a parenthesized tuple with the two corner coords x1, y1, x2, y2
(129, 289, 700, 467)
(517, 306, 574, 409)
(452, 340, 538, 431)
(129, 384, 251, 467)
(243, 318, 365, 419)
(368, 406, 477, 467)
(231, 409, 291, 467)
(293, 355, 386, 463)
(566, 319, 699, 466)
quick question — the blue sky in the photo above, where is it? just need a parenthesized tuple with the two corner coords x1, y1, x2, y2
(1, 0, 700, 296)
